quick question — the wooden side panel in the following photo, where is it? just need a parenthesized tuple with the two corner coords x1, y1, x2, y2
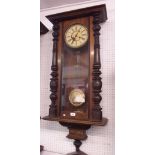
(89, 16, 95, 120)
(57, 22, 62, 116)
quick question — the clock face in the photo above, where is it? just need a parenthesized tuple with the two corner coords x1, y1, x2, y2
(65, 24, 88, 48)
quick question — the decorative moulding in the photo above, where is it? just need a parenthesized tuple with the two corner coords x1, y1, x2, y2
(40, 0, 106, 30)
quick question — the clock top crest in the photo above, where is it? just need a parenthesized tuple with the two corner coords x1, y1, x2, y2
(43, 4, 108, 155)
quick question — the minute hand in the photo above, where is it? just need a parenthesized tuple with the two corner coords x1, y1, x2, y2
(75, 28, 82, 38)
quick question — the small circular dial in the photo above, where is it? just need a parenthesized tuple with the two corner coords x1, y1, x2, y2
(65, 24, 88, 48)
(69, 89, 85, 107)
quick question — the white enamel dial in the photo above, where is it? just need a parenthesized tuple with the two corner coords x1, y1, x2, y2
(65, 24, 88, 48)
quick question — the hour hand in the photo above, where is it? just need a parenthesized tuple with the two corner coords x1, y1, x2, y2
(71, 35, 75, 40)
(75, 32, 78, 38)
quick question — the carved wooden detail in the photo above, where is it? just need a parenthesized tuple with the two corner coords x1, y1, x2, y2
(67, 140, 87, 155)
(59, 122, 91, 140)
(92, 13, 102, 121)
(49, 21, 59, 117)
(60, 122, 90, 155)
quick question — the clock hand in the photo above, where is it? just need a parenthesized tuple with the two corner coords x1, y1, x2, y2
(71, 34, 75, 41)
(75, 33, 78, 38)
(71, 37, 75, 44)
(75, 31, 82, 40)
(74, 28, 82, 39)
(76, 28, 82, 36)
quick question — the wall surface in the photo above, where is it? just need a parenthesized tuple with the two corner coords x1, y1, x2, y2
(41, 0, 95, 10)
(40, 1, 115, 155)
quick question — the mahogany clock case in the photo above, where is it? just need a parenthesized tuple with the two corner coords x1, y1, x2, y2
(43, 4, 108, 125)
(42, 4, 108, 155)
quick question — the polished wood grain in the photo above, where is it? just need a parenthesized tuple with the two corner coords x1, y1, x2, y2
(57, 22, 63, 117)
(89, 16, 94, 121)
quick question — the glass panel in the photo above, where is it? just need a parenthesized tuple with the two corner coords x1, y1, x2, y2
(61, 38, 89, 120)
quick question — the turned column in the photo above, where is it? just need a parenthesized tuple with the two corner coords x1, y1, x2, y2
(92, 13, 102, 121)
(49, 21, 59, 117)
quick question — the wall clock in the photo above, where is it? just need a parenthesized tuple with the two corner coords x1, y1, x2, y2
(43, 4, 108, 155)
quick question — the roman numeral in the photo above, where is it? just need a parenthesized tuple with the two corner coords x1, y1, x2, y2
(81, 37, 85, 40)
(81, 29, 85, 33)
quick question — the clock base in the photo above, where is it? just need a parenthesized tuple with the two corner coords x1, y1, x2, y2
(66, 151, 87, 155)
(59, 122, 91, 140)
(66, 139, 87, 155)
